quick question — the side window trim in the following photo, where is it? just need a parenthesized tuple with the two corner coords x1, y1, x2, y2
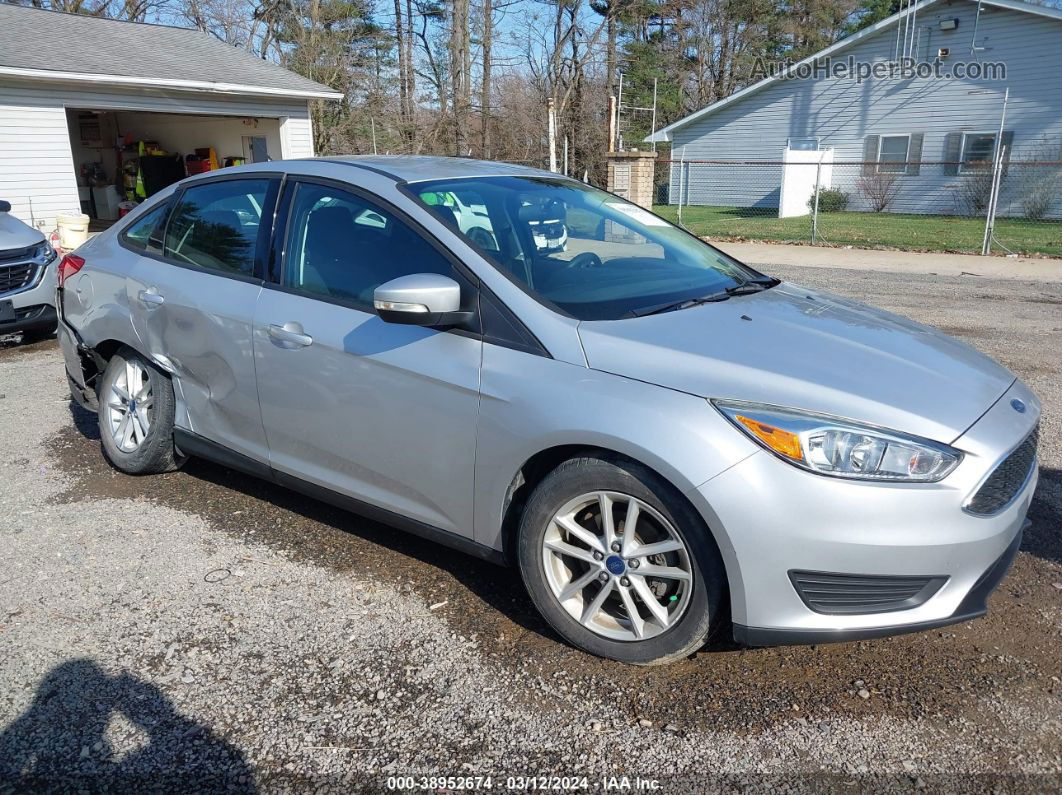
(267, 175, 295, 284)
(478, 288, 551, 358)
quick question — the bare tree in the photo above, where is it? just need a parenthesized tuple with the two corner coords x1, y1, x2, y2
(449, 0, 471, 154)
(858, 171, 900, 212)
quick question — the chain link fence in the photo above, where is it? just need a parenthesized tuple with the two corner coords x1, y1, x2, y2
(652, 158, 1062, 257)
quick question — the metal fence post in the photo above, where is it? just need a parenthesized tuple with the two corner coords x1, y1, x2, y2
(811, 158, 823, 245)
(981, 144, 1006, 255)
(684, 160, 691, 209)
(677, 148, 685, 227)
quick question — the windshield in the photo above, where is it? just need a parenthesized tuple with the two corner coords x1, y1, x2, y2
(409, 176, 766, 321)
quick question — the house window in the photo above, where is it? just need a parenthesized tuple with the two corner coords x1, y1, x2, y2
(877, 135, 911, 173)
(961, 132, 997, 171)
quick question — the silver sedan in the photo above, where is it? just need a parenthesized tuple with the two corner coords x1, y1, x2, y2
(56, 157, 1038, 664)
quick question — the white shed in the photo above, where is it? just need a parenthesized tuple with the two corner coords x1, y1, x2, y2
(0, 4, 341, 232)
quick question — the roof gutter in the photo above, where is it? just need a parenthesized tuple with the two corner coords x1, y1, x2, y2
(0, 65, 343, 100)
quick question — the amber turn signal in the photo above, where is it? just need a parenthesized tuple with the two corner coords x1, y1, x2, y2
(735, 414, 804, 461)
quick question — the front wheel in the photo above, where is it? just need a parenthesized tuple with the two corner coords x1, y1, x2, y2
(98, 347, 183, 475)
(517, 455, 726, 665)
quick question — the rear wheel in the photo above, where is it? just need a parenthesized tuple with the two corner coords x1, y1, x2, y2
(518, 455, 726, 665)
(98, 347, 182, 475)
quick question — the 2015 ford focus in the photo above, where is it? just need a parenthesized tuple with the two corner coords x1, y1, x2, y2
(56, 157, 1039, 665)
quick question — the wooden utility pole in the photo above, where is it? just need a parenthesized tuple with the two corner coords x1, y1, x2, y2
(480, 0, 493, 157)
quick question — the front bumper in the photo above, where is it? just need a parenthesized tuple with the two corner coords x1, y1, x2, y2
(0, 303, 58, 336)
(1, 254, 57, 335)
(688, 379, 1039, 646)
(733, 522, 1025, 645)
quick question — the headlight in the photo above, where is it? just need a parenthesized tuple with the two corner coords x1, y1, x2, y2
(713, 400, 962, 482)
(32, 241, 57, 265)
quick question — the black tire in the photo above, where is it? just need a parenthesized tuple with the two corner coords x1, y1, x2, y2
(517, 454, 726, 665)
(98, 347, 183, 475)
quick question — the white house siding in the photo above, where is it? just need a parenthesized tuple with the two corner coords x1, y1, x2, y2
(280, 115, 315, 162)
(0, 77, 315, 229)
(0, 100, 78, 231)
(668, 2, 1062, 218)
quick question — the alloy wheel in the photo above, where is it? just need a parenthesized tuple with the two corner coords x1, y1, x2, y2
(541, 491, 693, 642)
(104, 359, 154, 453)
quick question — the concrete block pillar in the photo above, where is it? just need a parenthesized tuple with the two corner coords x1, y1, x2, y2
(607, 150, 656, 209)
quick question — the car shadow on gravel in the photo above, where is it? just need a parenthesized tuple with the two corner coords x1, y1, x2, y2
(1025, 467, 1062, 565)
(57, 399, 560, 648)
(0, 659, 254, 791)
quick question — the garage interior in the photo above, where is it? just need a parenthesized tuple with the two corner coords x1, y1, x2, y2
(65, 108, 281, 228)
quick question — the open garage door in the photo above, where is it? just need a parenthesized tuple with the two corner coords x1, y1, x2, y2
(66, 108, 282, 226)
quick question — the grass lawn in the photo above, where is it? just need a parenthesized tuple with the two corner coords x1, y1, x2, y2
(651, 204, 1062, 257)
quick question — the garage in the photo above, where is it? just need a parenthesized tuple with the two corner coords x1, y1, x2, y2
(0, 3, 341, 234)
(66, 109, 284, 227)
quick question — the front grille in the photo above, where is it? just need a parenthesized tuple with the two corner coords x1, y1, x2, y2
(0, 262, 37, 294)
(789, 571, 947, 615)
(966, 426, 1039, 515)
(0, 245, 36, 264)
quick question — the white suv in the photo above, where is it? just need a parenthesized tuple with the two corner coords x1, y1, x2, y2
(0, 200, 58, 340)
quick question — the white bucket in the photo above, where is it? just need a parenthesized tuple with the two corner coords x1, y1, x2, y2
(57, 212, 90, 250)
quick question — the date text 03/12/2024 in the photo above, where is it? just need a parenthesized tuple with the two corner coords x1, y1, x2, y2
(385, 775, 663, 790)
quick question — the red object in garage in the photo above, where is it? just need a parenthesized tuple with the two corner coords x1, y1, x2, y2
(185, 160, 212, 175)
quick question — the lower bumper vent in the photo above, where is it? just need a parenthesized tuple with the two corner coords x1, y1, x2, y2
(789, 570, 947, 615)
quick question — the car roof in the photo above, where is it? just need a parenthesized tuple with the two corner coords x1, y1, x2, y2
(314, 155, 558, 183)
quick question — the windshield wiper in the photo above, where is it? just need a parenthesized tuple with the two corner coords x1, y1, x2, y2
(725, 277, 780, 296)
(626, 293, 730, 318)
(626, 277, 779, 318)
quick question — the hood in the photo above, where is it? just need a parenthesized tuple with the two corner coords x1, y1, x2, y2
(577, 283, 1014, 443)
(0, 210, 45, 252)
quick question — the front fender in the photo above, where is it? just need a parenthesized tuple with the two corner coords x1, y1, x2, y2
(473, 345, 759, 552)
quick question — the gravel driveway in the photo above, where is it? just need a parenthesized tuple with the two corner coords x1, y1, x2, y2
(1, 266, 1060, 792)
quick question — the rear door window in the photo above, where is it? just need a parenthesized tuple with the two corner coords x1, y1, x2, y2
(163, 179, 272, 276)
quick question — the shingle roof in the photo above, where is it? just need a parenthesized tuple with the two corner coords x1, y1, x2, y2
(0, 4, 341, 99)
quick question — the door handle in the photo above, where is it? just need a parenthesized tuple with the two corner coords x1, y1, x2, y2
(268, 322, 313, 347)
(138, 289, 165, 306)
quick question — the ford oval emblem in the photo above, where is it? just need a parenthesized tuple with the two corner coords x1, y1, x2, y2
(1011, 399, 1026, 414)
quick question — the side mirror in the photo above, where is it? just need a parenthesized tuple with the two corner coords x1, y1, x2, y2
(373, 273, 472, 328)
(0, 200, 11, 213)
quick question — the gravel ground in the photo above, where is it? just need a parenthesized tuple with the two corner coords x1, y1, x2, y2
(0, 266, 1060, 792)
